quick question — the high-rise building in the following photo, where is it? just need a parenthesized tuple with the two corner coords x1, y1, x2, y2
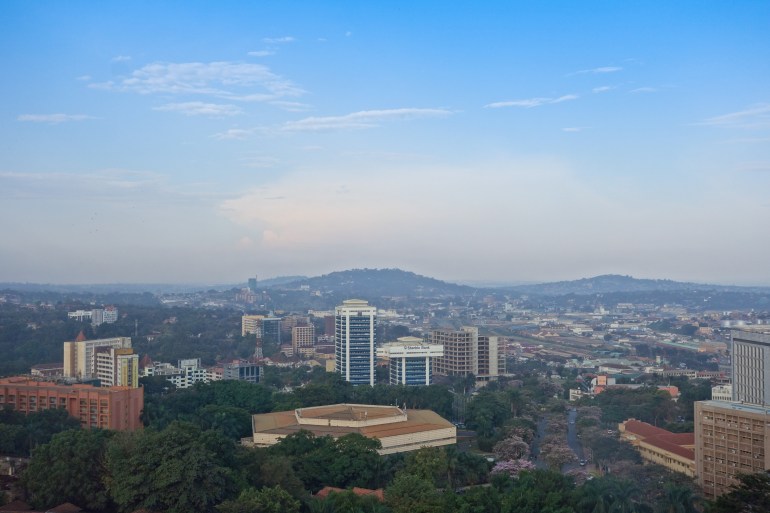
(431, 328, 504, 380)
(248, 276, 258, 292)
(478, 335, 506, 380)
(377, 336, 443, 385)
(292, 325, 316, 357)
(335, 299, 377, 386)
(63, 333, 132, 380)
(731, 330, 770, 406)
(261, 317, 282, 345)
(432, 327, 478, 377)
(695, 329, 770, 499)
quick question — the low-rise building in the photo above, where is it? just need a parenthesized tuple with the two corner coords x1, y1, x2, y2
(619, 418, 695, 477)
(247, 403, 456, 455)
(0, 377, 143, 431)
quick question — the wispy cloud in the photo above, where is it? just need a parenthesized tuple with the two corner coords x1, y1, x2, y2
(571, 66, 622, 75)
(248, 50, 274, 57)
(262, 36, 295, 44)
(17, 113, 96, 124)
(269, 100, 312, 112)
(630, 87, 657, 94)
(279, 108, 453, 132)
(76, 75, 92, 81)
(153, 102, 242, 117)
(112, 55, 132, 62)
(562, 127, 587, 132)
(212, 128, 256, 140)
(485, 95, 578, 109)
(592, 86, 614, 94)
(90, 61, 304, 101)
(700, 103, 770, 129)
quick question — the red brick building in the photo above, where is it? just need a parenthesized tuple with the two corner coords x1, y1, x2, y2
(0, 377, 143, 431)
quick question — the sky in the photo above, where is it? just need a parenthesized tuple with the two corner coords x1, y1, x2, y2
(1, 1, 769, 286)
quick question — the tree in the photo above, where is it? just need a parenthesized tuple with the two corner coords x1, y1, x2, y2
(217, 486, 300, 513)
(490, 459, 536, 479)
(385, 473, 443, 513)
(655, 484, 699, 513)
(22, 429, 113, 511)
(710, 471, 770, 513)
(24, 407, 81, 449)
(106, 422, 234, 513)
(493, 435, 530, 461)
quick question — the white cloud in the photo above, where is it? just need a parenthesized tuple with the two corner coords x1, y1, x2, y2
(153, 101, 242, 117)
(17, 113, 96, 124)
(562, 127, 586, 132)
(279, 108, 453, 132)
(700, 104, 770, 129)
(90, 61, 303, 101)
(592, 86, 614, 93)
(262, 36, 295, 44)
(112, 55, 132, 62)
(248, 50, 274, 57)
(572, 66, 622, 75)
(485, 95, 578, 109)
(630, 87, 657, 94)
(76, 75, 92, 81)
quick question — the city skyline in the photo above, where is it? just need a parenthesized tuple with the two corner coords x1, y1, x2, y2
(2, 2, 769, 285)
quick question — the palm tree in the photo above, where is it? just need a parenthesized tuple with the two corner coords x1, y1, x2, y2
(608, 478, 646, 513)
(576, 478, 614, 513)
(655, 484, 700, 513)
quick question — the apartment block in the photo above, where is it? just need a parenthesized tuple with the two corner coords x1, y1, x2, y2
(0, 377, 143, 431)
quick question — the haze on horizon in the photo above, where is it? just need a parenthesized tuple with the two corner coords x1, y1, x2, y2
(2, 2, 769, 287)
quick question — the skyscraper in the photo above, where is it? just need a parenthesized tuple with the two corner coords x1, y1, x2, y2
(335, 299, 377, 386)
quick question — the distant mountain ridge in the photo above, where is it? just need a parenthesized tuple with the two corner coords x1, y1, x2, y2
(274, 268, 473, 297)
(507, 274, 770, 295)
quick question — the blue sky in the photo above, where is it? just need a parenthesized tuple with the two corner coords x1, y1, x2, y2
(2, 1, 769, 285)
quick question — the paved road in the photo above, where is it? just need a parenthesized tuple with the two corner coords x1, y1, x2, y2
(563, 408, 586, 473)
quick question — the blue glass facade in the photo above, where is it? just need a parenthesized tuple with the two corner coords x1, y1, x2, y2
(335, 300, 377, 386)
(390, 357, 431, 386)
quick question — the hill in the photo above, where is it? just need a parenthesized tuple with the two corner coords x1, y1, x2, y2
(507, 274, 769, 296)
(273, 268, 473, 297)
